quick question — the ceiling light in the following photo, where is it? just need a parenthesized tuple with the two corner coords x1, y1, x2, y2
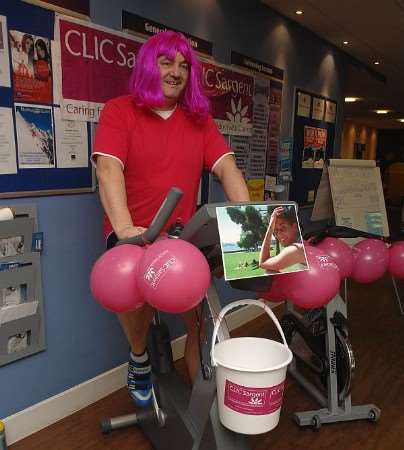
(343, 41, 349, 45)
(375, 109, 390, 114)
(374, 61, 380, 65)
(345, 97, 359, 102)
(397, 119, 404, 123)
(295, 10, 303, 15)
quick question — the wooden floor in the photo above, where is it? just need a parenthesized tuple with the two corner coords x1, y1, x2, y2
(10, 275, 404, 450)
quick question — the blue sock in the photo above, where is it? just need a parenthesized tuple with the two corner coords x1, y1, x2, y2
(127, 350, 152, 408)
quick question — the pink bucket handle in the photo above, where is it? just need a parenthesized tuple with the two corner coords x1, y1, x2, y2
(211, 299, 290, 367)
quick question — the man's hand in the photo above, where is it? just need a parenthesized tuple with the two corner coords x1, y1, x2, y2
(116, 225, 147, 241)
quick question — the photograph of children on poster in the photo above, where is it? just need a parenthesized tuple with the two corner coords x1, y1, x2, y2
(9, 30, 52, 104)
(15, 104, 55, 168)
(216, 204, 308, 281)
(302, 126, 327, 169)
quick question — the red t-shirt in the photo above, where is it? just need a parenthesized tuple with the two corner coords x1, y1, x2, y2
(93, 95, 232, 238)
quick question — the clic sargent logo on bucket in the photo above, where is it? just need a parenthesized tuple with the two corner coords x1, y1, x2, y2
(224, 380, 285, 415)
(143, 250, 177, 289)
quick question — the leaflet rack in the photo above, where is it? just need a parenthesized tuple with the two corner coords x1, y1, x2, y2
(0, 205, 45, 366)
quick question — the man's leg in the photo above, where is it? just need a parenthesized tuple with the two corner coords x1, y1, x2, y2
(182, 307, 201, 383)
(117, 304, 155, 407)
(117, 303, 155, 354)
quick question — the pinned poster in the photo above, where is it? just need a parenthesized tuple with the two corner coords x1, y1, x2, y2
(297, 91, 311, 117)
(325, 100, 336, 123)
(15, 104, 55, 168)
(302, 126, 327, 169)
(311, 159, 389, 237)
(0, 16, 11, 88)
(312, 97, 325, 121)
(201, 61, 253, 136)
(0, 107, 18, 175)
(55, 14, 144, 122)
(54, 107, 88, 168)
(246, 179, 265, 201)
(9, 30, 52, 104)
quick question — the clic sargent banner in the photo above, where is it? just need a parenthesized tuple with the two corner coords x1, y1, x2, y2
(55, 15, 144, 122)
(201, 61, 253, 136)
(55, 15, 254, 127)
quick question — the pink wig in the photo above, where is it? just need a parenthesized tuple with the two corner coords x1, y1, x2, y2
(129, 31, 210, 121)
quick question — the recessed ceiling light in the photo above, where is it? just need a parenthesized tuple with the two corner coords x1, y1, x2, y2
(375, 109, 390, 114)
(343, 41, 349, 45)
(345, 97, 359, 102)
(374, 61, 380, 65)
(397, 118, 404, 123)
(295, 10, 304, 15)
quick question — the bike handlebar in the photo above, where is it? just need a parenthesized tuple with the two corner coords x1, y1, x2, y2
(304, 225, 391, 245)
(117, 187, 183, 246)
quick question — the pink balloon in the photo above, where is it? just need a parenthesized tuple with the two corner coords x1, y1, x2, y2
(278, 246, 340, 308)
(138, 239, 210, 314)
(350, 239, 389, 283)
(90, 244, 145, 313)
(388, 241, 404, 279)
(316, 237, 353, 279)
(260, 276, 285, 303)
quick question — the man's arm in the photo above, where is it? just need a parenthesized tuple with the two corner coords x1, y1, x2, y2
(212, 154, 250, 202)
(96, 156, 145, 239)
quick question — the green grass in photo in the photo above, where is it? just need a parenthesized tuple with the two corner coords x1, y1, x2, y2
(223, 247, 274, 280)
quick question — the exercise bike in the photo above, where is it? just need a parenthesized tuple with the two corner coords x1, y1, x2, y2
(100, 189, 285, 449)
(279, 225, 384, 428)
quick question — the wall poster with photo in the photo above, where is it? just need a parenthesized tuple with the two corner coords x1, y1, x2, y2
(9, 30, 52, 104)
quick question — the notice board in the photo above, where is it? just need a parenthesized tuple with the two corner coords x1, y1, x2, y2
(0, 0, 94, 198)
(289, 89, 337, 205)
(312, 159, 389, 237)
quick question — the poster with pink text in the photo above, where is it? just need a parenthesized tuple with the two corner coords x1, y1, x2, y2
(55, 15, 144, 122)
(201, 61, 253, 136)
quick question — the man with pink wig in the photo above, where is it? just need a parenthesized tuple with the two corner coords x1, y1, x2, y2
(93, 31, 249, 407)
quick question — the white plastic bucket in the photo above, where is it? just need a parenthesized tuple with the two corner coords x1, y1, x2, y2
(211, 299, 293, 435)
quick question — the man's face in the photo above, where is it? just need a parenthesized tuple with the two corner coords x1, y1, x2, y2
(157, 52, 189, 108)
